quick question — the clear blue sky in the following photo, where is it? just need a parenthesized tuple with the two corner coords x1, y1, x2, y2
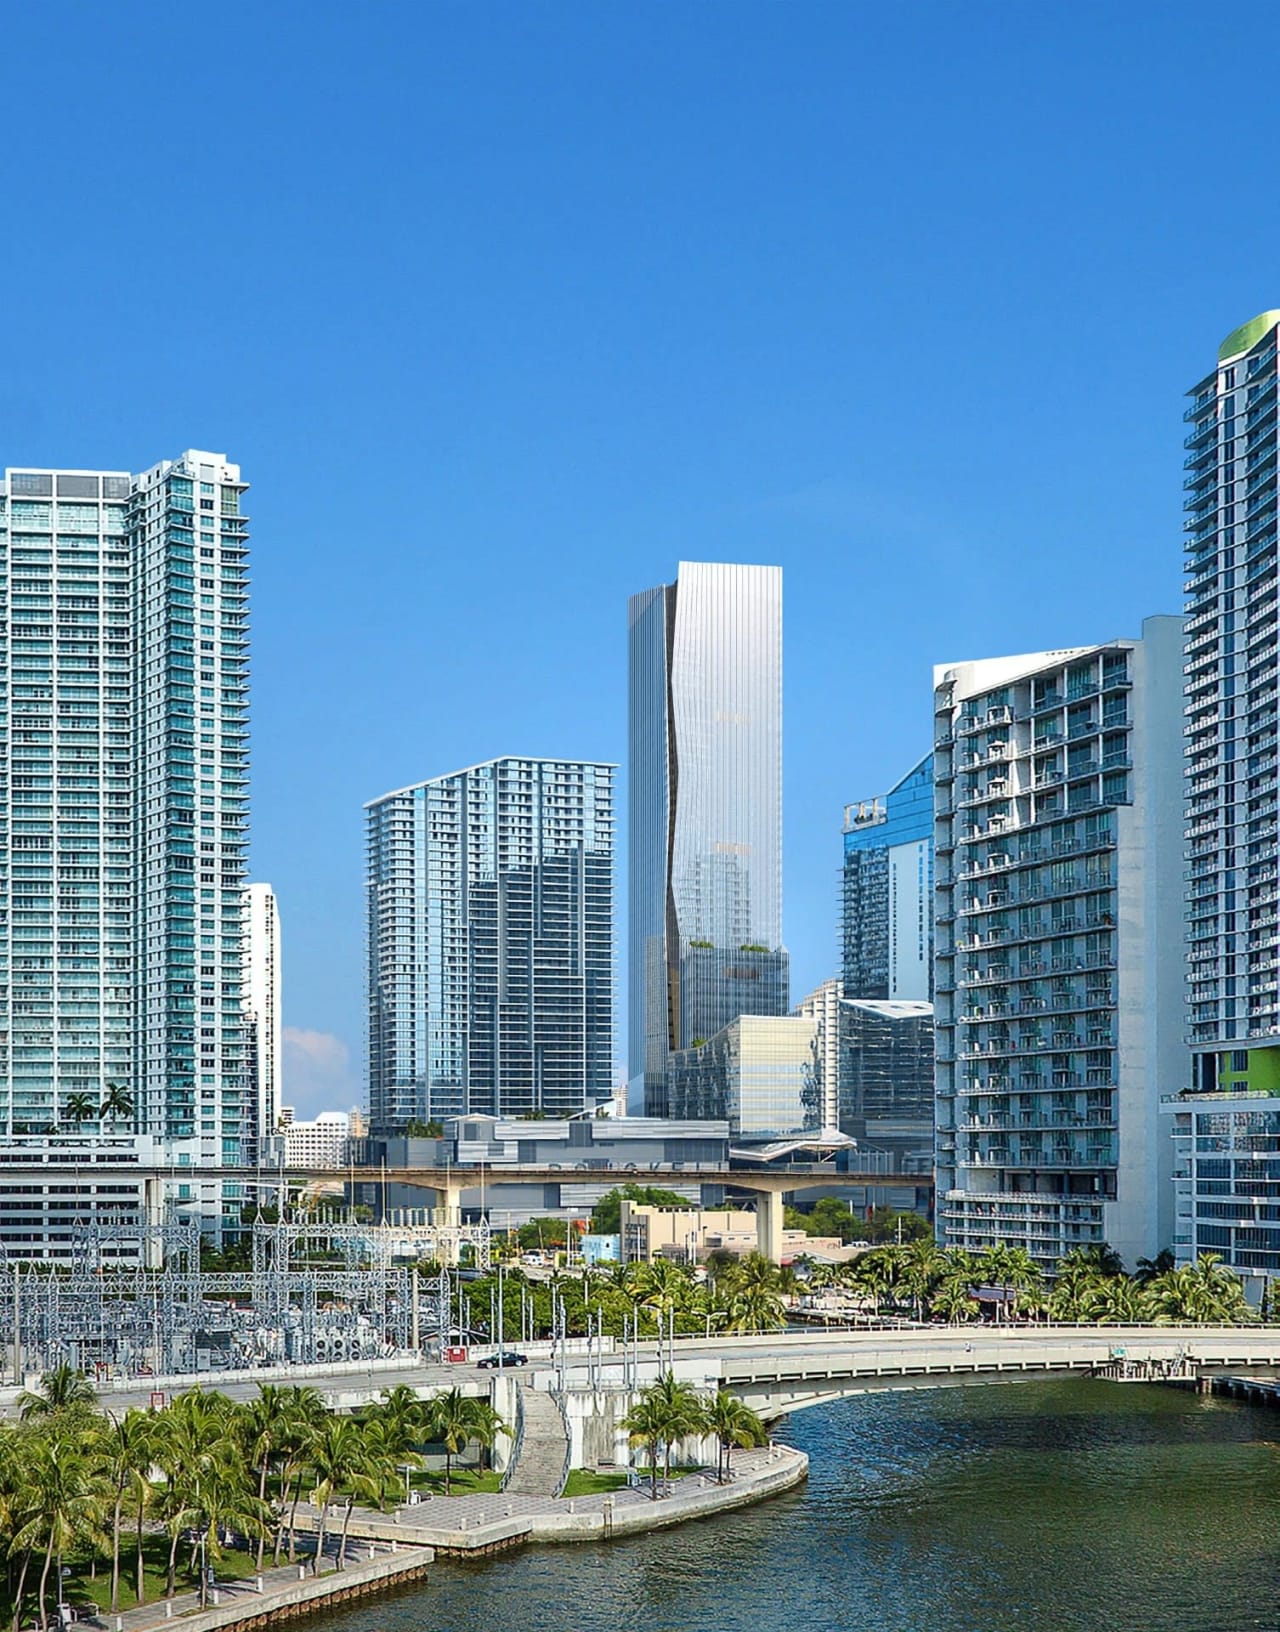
(0, 2, 1273, 1113)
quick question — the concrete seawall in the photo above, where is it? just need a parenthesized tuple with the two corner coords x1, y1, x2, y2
(157, 1549, 434, 1632)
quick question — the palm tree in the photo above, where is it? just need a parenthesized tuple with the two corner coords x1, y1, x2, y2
(645, 1373, 705, 1490)
(425, 1389, 483, 1496)
(900, 1239, 947, 1321)
(100, 1081, 133, 1122)
(1134, 1248, 1176, 1287)
(273, 1386, 326, 1564)
(1085, 1276, 1154, 1324)
(12, 1423, 108, 1630)
(620, 1393, 667, 1501)
(239, 1387, 289, 1570)
(721, 1282, 785, 1334)
(19, 1364, 97, 1422)
(103, 1409, 155, 1612)
(1150, 1252, 1252, 1324)
(701, 1390, 766, 1483)
(931, 1276, 979, 1324)
(306, 1416, 367, 1572)
(61, 1090, 99, 1128)
(977, 1244, 1042, 1307)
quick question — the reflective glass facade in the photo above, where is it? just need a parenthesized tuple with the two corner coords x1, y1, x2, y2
(367, 758, 614, 1129)
(838, 997, 934, 1156)
(628, 562, 787, 1114)
(842, 753, 933, 1000)
(1183, 315, 1280, 1074)
(0, 455, 249, 1166)
(667, 1014, 818, 1141)
(1166, 1094, 1280, 1287)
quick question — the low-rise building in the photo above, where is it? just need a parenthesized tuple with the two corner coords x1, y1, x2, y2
(666, 1014, 820, 1141)
(283, 1111, 351, 1170)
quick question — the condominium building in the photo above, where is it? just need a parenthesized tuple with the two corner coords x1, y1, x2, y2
(366, 757, 615, 1129)
(933, 619, 1185, 1268)
(1159, 311, 1280, 1287)
(0, 456, 249, 1190)
(842, 754, 933, 1000)
(242, 883, 282, 1163)
(628, 562, 788, 1114)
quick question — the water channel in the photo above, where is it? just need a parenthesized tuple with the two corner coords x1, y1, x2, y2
(317, 1380, 1280, 1631)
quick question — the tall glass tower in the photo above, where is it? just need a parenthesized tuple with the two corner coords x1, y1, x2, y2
(0, 453, 249, 1165)
(366, 757, 615, 1129)
(842, 753, 934, 1000)
(628, 561, 787, 1115)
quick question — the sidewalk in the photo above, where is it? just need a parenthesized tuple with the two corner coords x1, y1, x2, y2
(85, 1535, 404, 1632)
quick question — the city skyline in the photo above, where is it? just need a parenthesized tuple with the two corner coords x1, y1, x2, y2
(4, 5, 1265, 1117)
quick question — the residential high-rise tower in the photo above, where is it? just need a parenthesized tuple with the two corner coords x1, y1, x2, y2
(0, 454, 249, 1170)
(1164, 311, 1280, 1287)
(366, 757, 615, 1129)
(933, 620, 1184, 1269)
(242, 883, 281, 1162)
(628, 562, 787, 1115)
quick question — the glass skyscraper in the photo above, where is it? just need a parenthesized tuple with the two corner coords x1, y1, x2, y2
(366, 757, 615, 1129)
(842, 753, 933, 1000)
(0, 453, 249, 1166)
(628, 562, 787, 1115)
(1162, 311, 1280, 1289)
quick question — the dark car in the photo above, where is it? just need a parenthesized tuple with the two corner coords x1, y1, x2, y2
(476, 1350, 529, 1369)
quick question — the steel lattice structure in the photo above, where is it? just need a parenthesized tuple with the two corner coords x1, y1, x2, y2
(0, 1210, 489, 1380)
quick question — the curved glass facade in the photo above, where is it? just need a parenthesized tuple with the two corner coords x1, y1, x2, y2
(628, 562, 787, 1113)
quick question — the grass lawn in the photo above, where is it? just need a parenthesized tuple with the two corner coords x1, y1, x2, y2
(561, 1470, 629, 1498)
(4, 1535, 266, 1623)
(413, 1467, 502, 1497)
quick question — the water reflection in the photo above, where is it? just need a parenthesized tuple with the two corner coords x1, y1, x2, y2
(314, 1381, 1280, 1632)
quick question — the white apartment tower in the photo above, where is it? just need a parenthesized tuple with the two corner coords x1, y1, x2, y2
(242, 883, 281, 1160)
(933, 619, 1185, 1269)
(0, 455, 249, 1189)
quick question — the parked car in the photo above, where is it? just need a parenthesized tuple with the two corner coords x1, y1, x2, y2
(476, 1350, 529, 1369)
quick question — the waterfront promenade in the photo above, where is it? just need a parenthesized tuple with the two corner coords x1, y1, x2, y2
(76, 1448, 806, 1632)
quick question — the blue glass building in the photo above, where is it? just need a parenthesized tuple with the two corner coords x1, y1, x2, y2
(842, 753, 934, 1000)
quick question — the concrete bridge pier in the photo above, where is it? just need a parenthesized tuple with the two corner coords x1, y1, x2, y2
(754, 1189, 785, 1264)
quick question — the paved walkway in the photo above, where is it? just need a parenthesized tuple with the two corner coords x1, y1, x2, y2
(76, 1535, 392, 1632)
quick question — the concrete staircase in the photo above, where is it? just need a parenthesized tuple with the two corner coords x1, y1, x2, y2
(502, 1385, 570, 1497)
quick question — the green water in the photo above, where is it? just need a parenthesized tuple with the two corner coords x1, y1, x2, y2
(315, 1381, 1280, 1631)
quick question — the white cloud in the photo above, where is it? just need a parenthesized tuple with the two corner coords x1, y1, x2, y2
(282, 1027, 360, 1119)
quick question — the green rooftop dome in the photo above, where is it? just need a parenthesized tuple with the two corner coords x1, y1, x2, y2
(1219, 311, 1280, 362)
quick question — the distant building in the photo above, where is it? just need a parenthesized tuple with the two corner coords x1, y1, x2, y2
(794, 979, 844, 1130)
(283, 1111, 351, 1169)
(667, 1014, 819, 1142)
(838, 997, 934, 1167)
(628, 562, 788, 1114)
(242, 884, 282, 1164)
(842, 754, 933, 1001)
(366, 757, 615, 1129)
(360, 1113, 730, 1226)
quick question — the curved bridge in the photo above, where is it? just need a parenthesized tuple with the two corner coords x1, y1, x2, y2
(569, 1326, 1280, 1420)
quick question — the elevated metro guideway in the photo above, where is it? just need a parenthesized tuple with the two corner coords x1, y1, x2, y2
(5, 1159, 934, 1262)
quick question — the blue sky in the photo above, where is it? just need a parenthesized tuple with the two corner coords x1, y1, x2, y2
(0, 2, 1274, 1112)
